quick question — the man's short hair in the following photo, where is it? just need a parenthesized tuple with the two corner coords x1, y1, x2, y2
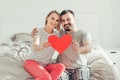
(60, 9, 74, 16)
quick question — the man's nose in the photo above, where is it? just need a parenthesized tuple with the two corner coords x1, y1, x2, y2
(64, 21, 68, 24)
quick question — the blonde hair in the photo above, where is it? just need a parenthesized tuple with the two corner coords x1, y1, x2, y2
(45, 10, 60, 31)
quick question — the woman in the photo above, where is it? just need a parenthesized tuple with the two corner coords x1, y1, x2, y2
(24, 10, 65, 80)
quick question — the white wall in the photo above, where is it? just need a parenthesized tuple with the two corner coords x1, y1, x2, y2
(0, 0, 120, 49)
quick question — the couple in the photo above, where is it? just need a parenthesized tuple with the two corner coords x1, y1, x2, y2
(24, 9, 92, 80)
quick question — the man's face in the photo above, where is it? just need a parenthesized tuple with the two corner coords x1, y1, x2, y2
(61, 12, 75, 31)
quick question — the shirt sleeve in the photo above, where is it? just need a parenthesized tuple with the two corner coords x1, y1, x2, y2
(82, 31, 92, 42)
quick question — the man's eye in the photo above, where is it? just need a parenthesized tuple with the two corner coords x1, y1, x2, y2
(67, 18, 70, 21)
(61, 20, 65, 22)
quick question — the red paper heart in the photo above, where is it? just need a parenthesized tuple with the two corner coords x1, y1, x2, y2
(48, 34, 72, 54)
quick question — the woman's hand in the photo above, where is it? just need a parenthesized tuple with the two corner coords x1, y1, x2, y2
(40, 42, 51, 49)
(33, 42, 51, 51)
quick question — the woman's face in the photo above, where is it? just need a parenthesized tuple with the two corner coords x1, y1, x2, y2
(46, 13, 60, 28)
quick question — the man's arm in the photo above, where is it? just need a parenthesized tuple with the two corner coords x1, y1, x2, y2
(31, 28, 38, 37)
(78, 40, 92, 54)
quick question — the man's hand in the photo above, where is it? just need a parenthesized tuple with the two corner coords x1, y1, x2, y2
(31, 28, 38, 37)
(71, 40, 91, 54)
(71, 40, 80, 53)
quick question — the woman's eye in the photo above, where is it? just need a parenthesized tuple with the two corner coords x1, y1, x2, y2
(51, 17, 54, 20)
(56, 20, 59, 22)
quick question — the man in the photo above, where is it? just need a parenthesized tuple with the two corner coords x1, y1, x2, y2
(31, 9, 92, 80)
(57, 9, 92, 80)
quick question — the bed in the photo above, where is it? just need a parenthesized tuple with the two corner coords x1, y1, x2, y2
(0, 33, 119, 80)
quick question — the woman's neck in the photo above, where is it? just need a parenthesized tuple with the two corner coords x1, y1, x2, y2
(44, 26, 53, 34)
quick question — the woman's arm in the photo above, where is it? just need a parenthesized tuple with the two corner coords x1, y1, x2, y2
(32, 36, 51, 51)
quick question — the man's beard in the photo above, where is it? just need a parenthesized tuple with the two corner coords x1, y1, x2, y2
(64, 27, 72, 31)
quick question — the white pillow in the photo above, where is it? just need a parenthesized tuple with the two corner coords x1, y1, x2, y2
(11, 33, 33, 43)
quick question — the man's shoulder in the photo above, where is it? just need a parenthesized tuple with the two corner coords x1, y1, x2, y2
(74, 30, 91, 38)
(75, 29, 87, 34)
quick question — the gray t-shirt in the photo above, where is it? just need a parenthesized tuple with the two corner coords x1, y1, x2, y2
(28, 28, 59, 66)
(58, 29, 92, 68)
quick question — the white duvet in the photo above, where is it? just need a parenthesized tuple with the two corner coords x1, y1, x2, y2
(0, 42, 33, 80)
(86, 45, 119, 80)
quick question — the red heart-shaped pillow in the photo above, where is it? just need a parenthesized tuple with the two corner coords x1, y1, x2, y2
(48, 34, 72, 54)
